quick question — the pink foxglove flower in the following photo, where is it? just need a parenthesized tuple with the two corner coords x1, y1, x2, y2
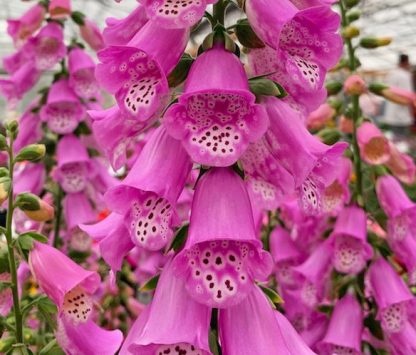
(307, 102, 336, 130)
(105, 127, 192, 251)
(165, 45, 269, 167)
(24, 22, 66, 70)
(120, 259, 211, 354)
(96, 22, 188, 121)
(385, 142, 416, 185)
(68, 48, 99, 99)
(247, 1, 342, 113)
(14, 163, 45, 196)
(103, 4, 148, 45)
(173, 167, 273, 308)
(329, 205, 373, 275)
(80, 19, 105, 51)
(357, 122, 390, 165)
(318, 294, 363, 355)
(3, 49, 26, 74)
(49, 0, 72, 19)
(29, 242, 123, 355)
(219, 286, 315, 355)
(0, 272, 12, 316)
(54, 134, 92, 194)
(269, 226, 303, 288)
(240, 137, 295, 210)
(40, 80, 85, 134)
(7, 3, 45, 45)
(139, 0, 218, 29)
(264, 97, 348, 215)
(13, 106, 42, 152)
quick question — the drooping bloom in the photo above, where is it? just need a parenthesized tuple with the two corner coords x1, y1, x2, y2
(385, 142, 416, 185)
(219, 285, 315, 355)
(29, 242, 123, 355)
(306, 103, 336, 130)
(246, 0, 342, 113)
(367, 258, 415, 335)
(105, 127, 192, 251)
(318, 294, 363, 355)
(329, 205, 373, 275)
(40, 80, 85, 134)
(96, 21, 188, 121)
(164, 45, 269, 167)
(269, 226, 303, 288)
(357, 122, 390, 165)
(264, 97, 348, 215)
(103, 4, 148, 45)
(14, 163, 45, 196)
(7, 3, 45, 45)
(24, 22, 66, 70)
(80, 19, 105, 51)
(2, 49, 27, 75)
(68, 48, 99, 99)
(54, 134, 92, 194)
(120, 259, 211, 354)
(173, 167, 273, 308)
(240, 137, 295, 210)
(13, 106, 42, 152)
(139, 0, 217, 29)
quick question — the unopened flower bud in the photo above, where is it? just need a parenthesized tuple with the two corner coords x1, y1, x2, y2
(369, 83, 416, 106)
(307, 103, 336, 130)
(15, 192, 41, 211)
(347, 9, 361, 22)
(342, 26, 360, 39)
(18, 195, 54, 222)
(317, 127, 342, 145)
(345, 0, 360, 8)
(326, 81, 343, 96)
(248, 78, 287, 100)
(5, 120, 18, 139)
(344, 75, 366, 95)
(15, 144, 46, 162)
(360, 37, 392, 49)
(0, 135, 7, 151)
(339, 115, 354, 134)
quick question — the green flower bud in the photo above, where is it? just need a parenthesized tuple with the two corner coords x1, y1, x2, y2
(325, 81, 343, 96)
(0, 135, 7, 151)
(347, 9, 361, 22)
(15, 193, 41, 211)
(342, 26, 360, 39)
(317, 128, 342, 145)
(248, 78, 287, 100)
(15, 144, 46, 163)
(360, 37, 392, 49)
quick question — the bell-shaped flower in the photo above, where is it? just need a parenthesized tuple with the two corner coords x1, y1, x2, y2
(246, 1, 342, 113)
(14, 163, 45, 196)
(68, 48, 99, 99)
(49, 0, 72, 19)
(0, 62, 40, 105)
(3, 49, 27, 75)
(385, 321, 416, 355)
(7, 3, 45, 45)
(139, 0, 217, 29)
(96, 21, 188, 121)
(385, 142, 416, 185)
(120, 259, 211, 354)
(40, 80, 85, 134)
(105, 127, 192, 251)
(80, 213, 134, 273)
(103, 4, 148, 45)
(329, 206, 373, 275)
(29, 242, 123, 355)
(218, 285, 315, 355)
(54, 135, 92, 194)
(318, 294, 363, 355)
(165, 45, 269, 167)
(357, 122, 390, 165)
(264, 97, 348, 215)
(240, 137, 295, 210)
(269, 226, 303, 288)
(173, 167, 273, 308)
(24, 22, 66, 70)
(13, 106, 42, 152)
(80, 18, 105, 51)
(88, 105, 155, 170)
(367, 258, 415, 334)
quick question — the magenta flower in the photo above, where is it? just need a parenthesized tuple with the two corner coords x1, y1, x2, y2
(29, 242, 123, 355)
(80, 19, 105, 52)
(329, 206, 373, 275)
(14, 163, 45, 196)
(164, 45, 269, 167)
(240, 137, 295, 210)
(3, 49, 26, 74)
(120, 259, 211, 354)
(367, 258, 415, 334)
(96, 21, 188, 120)
(385, 143, 416, 185)
(7, 3, 45, 45)
(219, 286, 315, 355)
(103, 4, 148, 45)
(357, 122, 390, 165)
(0, 272, 12, 316)
(290, 0, 337, 9)
(264, 97, 348, 215)
(246, 1, 342, 113)
(318, 294, 363, 355)
(54, 135, 92, 194)
(139, 0, 218, 29)
(105, 127, 192, 251)
(13, 106, 42, 152)
(173, 167, 272, 308)
(269, 226, 303, 288)
(40, 80, 85, 134)
(49, 0, 72, 19)
(24, 22, 66, 70)
(68, 48, 99, 99)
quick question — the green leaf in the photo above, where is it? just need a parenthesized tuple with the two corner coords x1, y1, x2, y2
(209, 329, 221, 355)
(19, 231, 48, 244)
(38, 297, 58, 314)
(39, 339, 65, 355)
(168, 224, 189, 252)
(259, 285, 284, 308)
(17, 234, 34, 251)
(140, 274, 160, 292)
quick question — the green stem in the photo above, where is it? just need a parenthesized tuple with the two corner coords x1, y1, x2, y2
(340, 0, 364, 206)
(213, 0, 226, 26)
(5, 135, 24, 344)
(53, 186, 63, 248)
